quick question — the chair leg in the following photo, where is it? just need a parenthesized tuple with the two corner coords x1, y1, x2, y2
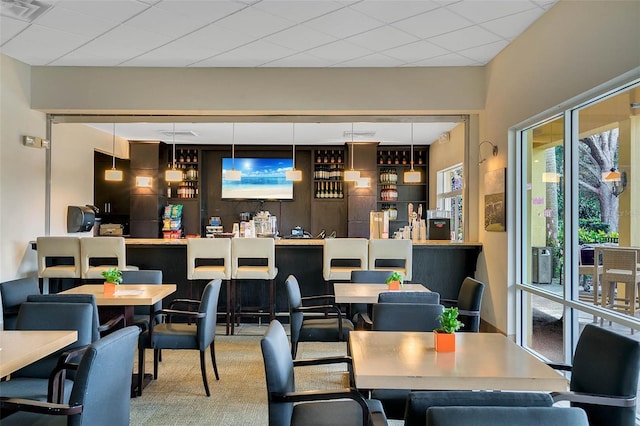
(209, 342, 219, 380)
(138, 342, 145, 396)
(291, 341, 298, 359)
(153, 349, 160, 379)
(199, 350, 211, 397)
(225, 279, 231, 335)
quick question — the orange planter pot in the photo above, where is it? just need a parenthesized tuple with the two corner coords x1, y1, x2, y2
(387, 280, 401, 290)
(104, 282, 117, 296)
(434, 331, 456, 352)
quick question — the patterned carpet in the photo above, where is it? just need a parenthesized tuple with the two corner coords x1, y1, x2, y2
(130, 324, 353, 426)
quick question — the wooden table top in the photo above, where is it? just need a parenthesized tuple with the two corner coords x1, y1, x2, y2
(60, 284, 176, 306)
(348, 331, 567, 392)
(334, 283, 429, 304)
(0, 330, 77, 378)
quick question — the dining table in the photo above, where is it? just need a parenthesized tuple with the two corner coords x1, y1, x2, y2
(0, 330, 78, 378)
(348, 331, 567, 392)
(333, 283, 430, 304)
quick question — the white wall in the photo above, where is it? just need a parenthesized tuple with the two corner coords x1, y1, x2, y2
(0, 55, 47, 281)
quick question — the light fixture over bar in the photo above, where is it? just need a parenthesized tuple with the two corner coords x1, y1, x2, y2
(344, 123, 361, 182)
(226, 123, 242, 181)
(165, 123, 183, 182)
(403, 123, 421, 183)
(286, 123, 302, 182)
(105, 123, 123, 181)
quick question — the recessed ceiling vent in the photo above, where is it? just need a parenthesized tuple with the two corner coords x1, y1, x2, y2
(159, 130, 198, 137)
(1, 0, 52, 22)
(343, 130, 376, 139)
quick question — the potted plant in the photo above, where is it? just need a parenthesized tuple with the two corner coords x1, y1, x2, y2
(385, 271, 404, 290)
(434, 307, 464, 352)
(101, 267, 122, 296)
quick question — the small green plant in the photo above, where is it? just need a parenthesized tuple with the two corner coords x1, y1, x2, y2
(436, 307, 464, 334)
(385, 271, 404, 285)
(101, 267, 122, 284)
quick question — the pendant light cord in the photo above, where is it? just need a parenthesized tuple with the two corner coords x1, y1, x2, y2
(111, 123, 116, 170)
(292, 123, 296, 169)
(172, 123, 176, 169)
(350, 123, 354, 170)
(410, 123, 415, 171)
(231, 123, 236, 169)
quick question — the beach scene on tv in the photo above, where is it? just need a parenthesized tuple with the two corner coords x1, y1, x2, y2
(222, 158, 294, 200)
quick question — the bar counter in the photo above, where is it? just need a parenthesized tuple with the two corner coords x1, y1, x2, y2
(123, 238, 482, 316)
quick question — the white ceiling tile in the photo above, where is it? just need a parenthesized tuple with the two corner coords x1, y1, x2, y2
(383, 40, 450, 63)
(90, 24, 173, 54)
(305, 40, 374, 63)
(1, 24, 86, 64)
(195, 40, 297, 67)
(55, 0, 149, 23)
(263, 25, 337, 51)
(49, 50, 125, 66)
(153, 0, 245, 26)
(446, 1, 538, 24)
(392, 7, 473, 39)
(458, 39, 509, 63)
(29, 5, 116, 38)
(411, 53, 480, 67)
(216, 6, 296, 38)
(65, 40, 147, 64)
(0, 16, 29, 44)
(121, 40, 217, 67)
(263, 52, 332, 67)
(349, 0, 441, 23)
(123, 6, 207, 38)
(481, 8, 546, 40)
(346, 25, 419, 51)
(336, 53, 405, 67)
(253, 1, 346, 24)
(428, 25, 502, 52)
(177, 24, 256, 56)
(305, 7, 384, 39)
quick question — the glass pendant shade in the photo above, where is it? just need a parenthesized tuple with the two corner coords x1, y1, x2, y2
(105, 123, 123, 181)
(165, 169, 183, 182)
(403, 123, 421, 183)
(286, 123, 302, 182)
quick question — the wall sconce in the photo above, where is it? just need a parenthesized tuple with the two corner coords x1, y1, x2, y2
(285, 123, 302, 182)
(136, 176, 153, 188)
(355, 177, 371, 188)
(542, 172, 561, 183)
(602, 167, 627, 197)
(478, 140, 498, 164)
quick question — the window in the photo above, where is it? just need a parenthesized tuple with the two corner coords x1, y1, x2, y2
(437, 164, 463, 241)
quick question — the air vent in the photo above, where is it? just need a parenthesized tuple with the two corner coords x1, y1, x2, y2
(343, 130, 376, 138)
(159, 130, 198, 137)
(1, 0, 52, 22)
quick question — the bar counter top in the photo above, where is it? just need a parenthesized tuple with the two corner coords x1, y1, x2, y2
(123, 238, 482, 247)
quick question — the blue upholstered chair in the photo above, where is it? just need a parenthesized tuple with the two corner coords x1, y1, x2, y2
(120, 269, 163, 328)
(426, 406, 588, 426)
(260, 320, 387, 426)
(442, 276, 485, 332)
(349, 270, 393, 325)
(138, 279, 221, 396)
(0, 277, 40, 330)
(1, 326, 140, 426)
(285, 275, 353, 359)
(0, 302, 94, 403)
(404, 390, 553, 426)
(550, 324, 640, 426)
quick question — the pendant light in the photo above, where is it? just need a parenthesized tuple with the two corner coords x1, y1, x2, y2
(104, 123, 123, 181)
(226, 123, 242, 181)
(403, 123, 421, 183)
(344, 123, 361, 182)
(286, 123, 302, 181)
(165, 123, 183, 182)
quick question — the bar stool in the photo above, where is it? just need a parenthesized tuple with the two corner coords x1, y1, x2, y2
(37, 236, 82, 293)
(322, 238, 368, 294)
(80, 236, 139, 280)
(600, 248, 640, 326)
(187, 238, 232, 335)
(368, 239, 413, 281)
(231, 237, 278, 334)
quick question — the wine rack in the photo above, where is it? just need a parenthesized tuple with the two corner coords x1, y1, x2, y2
(313, 148, 344, 199)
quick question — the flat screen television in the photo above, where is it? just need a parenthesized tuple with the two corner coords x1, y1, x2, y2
(221, 157, 294, 200)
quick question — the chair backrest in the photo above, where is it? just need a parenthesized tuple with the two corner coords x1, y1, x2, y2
(457, 277, 485, 332)
(197, 279, 222, 350)
(14, 302, 94, 379)
(0, 277, 40, 330)
(187, 238, 232, 280)
(284, 275, 303, 345)
(426, 406, 589, 426)
(404, 390, 553, 426)
(231, 238, 277, 279)
(570, 323, 640, 426)
(67, 326, 140, 426)
(121, 270, 163, 317)
(372, 303, 443, 332)
(378, 291, 440, 305)
(36, 236, 82, 279)
(260, 320, 296, 426)
(350, 270, 394, 283)
(323, 238, 368, 281)
(27, 294, 102, 341)
(80, 236, 128, 278)
(368, 239, 413, 280)
(601, 248, 639, 283)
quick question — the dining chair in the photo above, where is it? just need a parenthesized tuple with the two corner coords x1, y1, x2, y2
(80, 236, 139, 279)
(36, 236, 82, 293)
(0, 277, 40, 330)
(0, 302, 94, 403)
(599, 247, 640, 320)
(285, 275, 354, 359)
(356, 291, 441, 331)
(367, 239, 413, 281)
(349, 270, 393, 325)
(260, 319, 388, 426)
(0, 326, 140, 426)
(404, 390, 553, 426)
(426, 406, 588, 426)
(549, 323, 640, 426)
(138, 279, 221, 397)
(441, 276, 485, 332)
(120, 269, 163, 330)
